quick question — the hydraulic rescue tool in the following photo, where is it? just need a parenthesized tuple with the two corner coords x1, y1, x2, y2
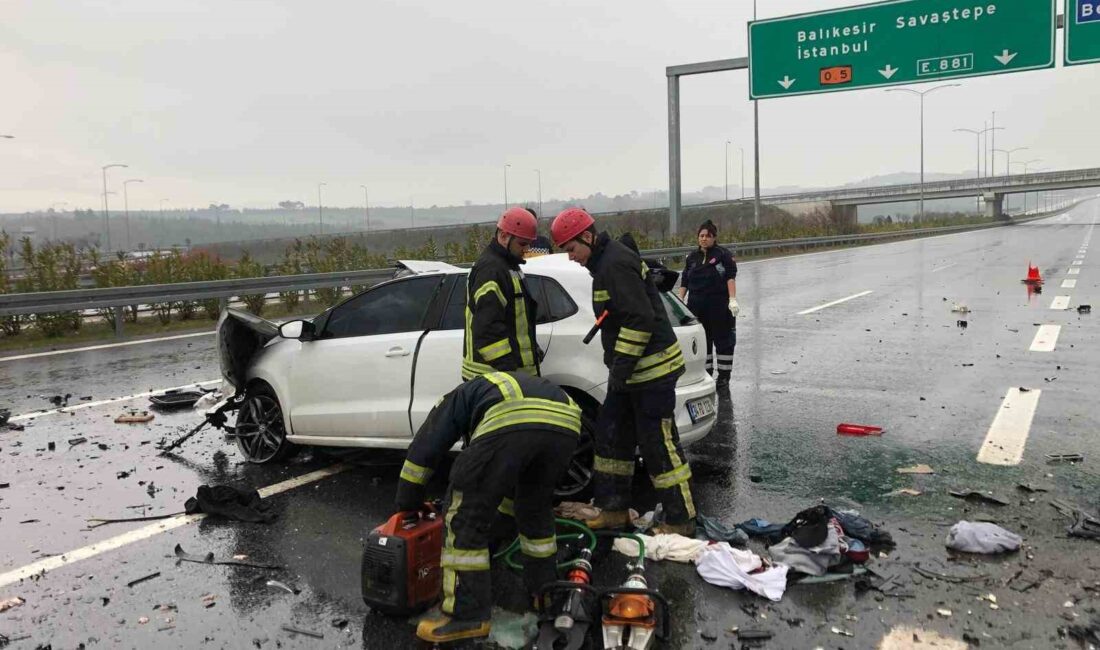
(361, 504, 444, 616)
(534, 548, 599, 650)
(599, 562, 670, 650)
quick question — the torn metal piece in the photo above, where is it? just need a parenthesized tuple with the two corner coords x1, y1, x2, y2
(949, 490, 1009, 506)
(67, 437, 87, 447)
(1047, 453, 1084, 463)
(266, 580, 300, 595)
(174, 544, 283, 570)
(281, 625, 323, 640)
(87, 513, 183, 529)
(127, 572, 161, 588)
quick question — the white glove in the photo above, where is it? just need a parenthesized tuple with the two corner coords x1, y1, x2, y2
(728, 297, 740, 318)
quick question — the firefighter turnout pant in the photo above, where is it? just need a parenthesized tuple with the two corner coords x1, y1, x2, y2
(439, 431, 576, 622)
(592, 384, 696, 525)
(688, 297, 735, 380)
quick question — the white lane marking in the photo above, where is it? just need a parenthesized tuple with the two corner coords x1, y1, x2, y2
(796, 290, 874, 316)
(1050, 296, 1071, 310)
(10, 379, 221, 422)
(930, 263, 958, 273)
(1068, 268, 1081, 275)
(1062, 279, 1078, 289)
(1029, 325, 1061, 352)
(0, 464, 349, 589)
(0, 331, 215, 363)
(1072, 260, 1083, 265)
(977, 387, 1042, 466)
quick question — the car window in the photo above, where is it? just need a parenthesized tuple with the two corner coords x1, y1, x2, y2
(322, 276, 442, 339)
(529, 275, 578, 323)
(661, 291, 698, 327)
(439, 275, 468, 331)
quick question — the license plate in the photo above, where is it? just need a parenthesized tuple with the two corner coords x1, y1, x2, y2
(687, 396, 715, 423)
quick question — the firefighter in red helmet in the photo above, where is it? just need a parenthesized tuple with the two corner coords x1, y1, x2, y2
(462, 207, 541, 380)
(550, 208, 697, 535)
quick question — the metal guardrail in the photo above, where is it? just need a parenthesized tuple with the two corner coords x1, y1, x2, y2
(0, 211, 1065, 334)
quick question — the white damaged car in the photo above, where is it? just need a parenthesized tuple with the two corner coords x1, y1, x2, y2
(216, 254, 717, 495)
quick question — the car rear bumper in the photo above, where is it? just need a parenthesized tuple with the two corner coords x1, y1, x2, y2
(675, 375, 718, 445)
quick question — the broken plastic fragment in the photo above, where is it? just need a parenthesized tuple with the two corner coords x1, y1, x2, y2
(896, 464, 934, 475)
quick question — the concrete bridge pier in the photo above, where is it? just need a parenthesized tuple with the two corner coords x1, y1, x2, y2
(832, 203, 858, 226)
(983, 192, 1007, 220)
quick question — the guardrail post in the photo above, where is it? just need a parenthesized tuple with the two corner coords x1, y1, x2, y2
(113, 306, 125, 338)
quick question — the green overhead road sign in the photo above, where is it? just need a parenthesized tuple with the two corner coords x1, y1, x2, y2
(748, 0, 1056, 99)
(1066, 0, 1100, 66)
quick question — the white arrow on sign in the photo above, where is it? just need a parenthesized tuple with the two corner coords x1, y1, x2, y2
(994, 49, 1018, 65)
(879, 64, 897, 79)
(778, 75, 796, 89)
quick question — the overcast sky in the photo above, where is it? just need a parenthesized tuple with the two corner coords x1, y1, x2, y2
(1, 0, 1096, 213)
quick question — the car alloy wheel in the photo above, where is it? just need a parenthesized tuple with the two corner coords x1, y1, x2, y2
(234, 389, 292, 463)
(555, 405, 596, 498)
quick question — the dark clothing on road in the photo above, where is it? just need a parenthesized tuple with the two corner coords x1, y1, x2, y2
(394, 372, 581, 622)
(583, 231, 695, 525)
(585, 231, 684, 392)
(462, 240, 539, 380)
(683, 245, 738, 379)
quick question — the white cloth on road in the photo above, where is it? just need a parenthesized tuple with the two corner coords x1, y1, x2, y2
(696, 543, 788, 602)
(946, 521, 1022, 554)
(612, 533, 709, 564)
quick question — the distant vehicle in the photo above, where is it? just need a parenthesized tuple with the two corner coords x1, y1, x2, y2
(215, 254, 717, 496)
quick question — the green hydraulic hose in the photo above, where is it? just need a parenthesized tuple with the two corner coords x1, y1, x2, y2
(497, 518, 598, 571)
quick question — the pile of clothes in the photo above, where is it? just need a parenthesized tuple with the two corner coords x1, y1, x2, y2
(599, 503, 894, 602)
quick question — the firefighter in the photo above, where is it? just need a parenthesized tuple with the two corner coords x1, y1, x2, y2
(550, 207, 697, 536)
(678, 220, 739, 388)
(394, 371, 582, 644)
(462, 207, 540, 381)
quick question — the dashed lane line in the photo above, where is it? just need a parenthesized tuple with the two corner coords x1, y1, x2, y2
(9, 379, 221, 422)
(977, 387, 1042, 466)
(0, 331, 215, 363)
(1029, 325, 1061, 352)
(0, 464, 349, 589)
(796, 290, 874, 316)
(1062, 279, 1078, 289)
(1068, 268, 1081, 275)
(930, 263, 958, 273)
(1072, 261, 1083, 266)
(1050, 296, 1071, 310)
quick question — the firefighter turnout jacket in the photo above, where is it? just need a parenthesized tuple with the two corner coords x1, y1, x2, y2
(585, 231, 685, 391)
(395, 372, 582, 509)
(462, 240, 539, 380)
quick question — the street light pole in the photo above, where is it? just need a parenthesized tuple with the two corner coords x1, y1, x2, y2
(740, 147, 745, 200)
(534, 169, 542, 217)
(1012, 159, 1042, 213)
(360, 185, 370, 234)
(994, 147, 1028, 180)
(752, 0, 761, 228)
(724, 140, 730, 202)
(885, 84, 959, 223)
(100, 163, 128, 253)
(122, 179, 143, 251)
(317, 182, 327, 236)
(503, 164, 511, 207)
(410, 197, 415, 229)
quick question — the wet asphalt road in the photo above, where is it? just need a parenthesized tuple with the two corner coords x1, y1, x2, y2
(1, 203, 1098, 649)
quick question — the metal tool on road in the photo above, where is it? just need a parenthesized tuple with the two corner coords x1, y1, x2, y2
(535, 548, 598, 650)
(361, 503, 444, 616)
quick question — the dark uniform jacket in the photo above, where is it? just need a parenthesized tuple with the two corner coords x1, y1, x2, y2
(395, 372, 581, 509)
(585, 231, 685, 392)
(462, 241, 539, 380)
(683, 245, 737, 297)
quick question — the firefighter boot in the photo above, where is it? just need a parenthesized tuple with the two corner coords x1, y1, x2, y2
(416, 615, 491, 644)
(652, 518, 696, 536)
(584, 510, 631, 530)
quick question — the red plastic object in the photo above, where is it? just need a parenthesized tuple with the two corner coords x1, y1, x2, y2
(361, 505, 444, 616)
(1023, 263, 1043, 284)
(837, 423, 883, 436)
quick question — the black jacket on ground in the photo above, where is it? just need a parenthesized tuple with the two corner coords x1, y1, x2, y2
(585, 231, 684, 392)
(462, 240, 539, 380)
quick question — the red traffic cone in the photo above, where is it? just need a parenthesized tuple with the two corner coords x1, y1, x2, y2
(1023, 263, 1042, 284)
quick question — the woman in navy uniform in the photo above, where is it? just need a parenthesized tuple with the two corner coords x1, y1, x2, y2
(679, 220, 739, 388)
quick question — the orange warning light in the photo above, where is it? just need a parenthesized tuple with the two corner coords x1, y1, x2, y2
(819, 65, 853, 85)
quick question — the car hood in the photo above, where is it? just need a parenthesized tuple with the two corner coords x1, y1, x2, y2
(216, 308, 281, 392)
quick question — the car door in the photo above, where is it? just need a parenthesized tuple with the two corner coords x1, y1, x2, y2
(287, 275, 445, 438)
(409, 273, 555, 434)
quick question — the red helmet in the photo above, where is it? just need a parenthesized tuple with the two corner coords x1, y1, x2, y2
(497, 207, 538, 241)
(551, 208, 594, 247)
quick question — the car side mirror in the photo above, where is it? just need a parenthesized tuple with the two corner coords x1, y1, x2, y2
(279, 319, 314, 340)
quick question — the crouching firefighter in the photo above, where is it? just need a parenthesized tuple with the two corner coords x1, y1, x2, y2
(551, 207, 697, 536)
(393, 371, 582, 644)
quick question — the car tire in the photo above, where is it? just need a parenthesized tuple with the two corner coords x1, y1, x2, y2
(234, 383, 299, 464)
(555, 393, 597, 499)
